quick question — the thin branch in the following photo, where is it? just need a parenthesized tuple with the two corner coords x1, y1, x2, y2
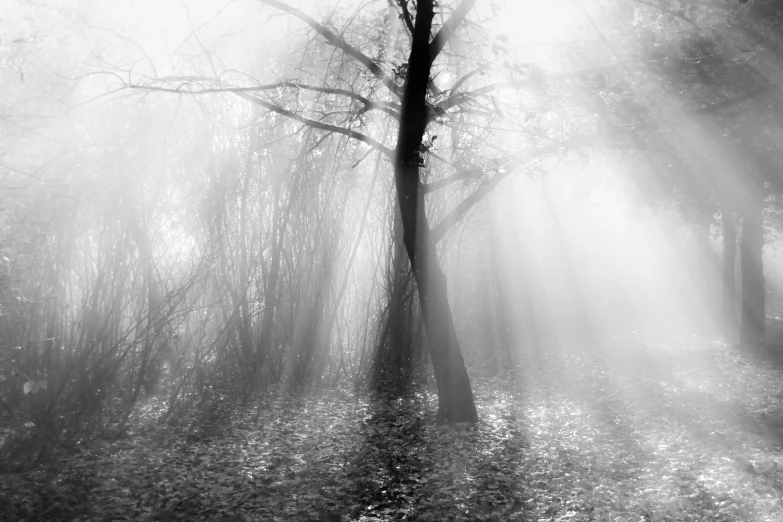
(422, 166, 483, 193)
(397, 0, 415, 35)
(430, 170, 512, 244)
(430, 143, 567, 243)
(180, 0, 220, 78)
(129, 80, 401, 119)
(450, 64, 489, 94)
(235, 91, 394, 157)
(436, 81, 525, 111)
(173, 0, 235, 55)
(259, 0, 402, 97)
(425, 148, 454, 166)
(85, 26, 159, 77)
(429, 0, 477, 66)
(0, 163, 43, 183)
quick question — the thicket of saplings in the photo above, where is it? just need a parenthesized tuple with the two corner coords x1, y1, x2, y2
(0, 141, 500, 464)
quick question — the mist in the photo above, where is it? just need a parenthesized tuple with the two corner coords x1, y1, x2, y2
(2, 0, 783, 520)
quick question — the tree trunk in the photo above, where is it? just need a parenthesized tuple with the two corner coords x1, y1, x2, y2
(722, 206, 737, 341)
(415, 236, 478, 422)
(258, 179, 287, 374)
(372, 203, 421, 392)
(739, 195, 765, 345)
(393, 0, 477, 423)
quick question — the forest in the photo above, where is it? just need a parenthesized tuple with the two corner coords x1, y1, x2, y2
(2, 0, 783, 520)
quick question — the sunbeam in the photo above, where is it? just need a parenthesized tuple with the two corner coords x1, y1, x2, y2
(2, 0, 783, 520)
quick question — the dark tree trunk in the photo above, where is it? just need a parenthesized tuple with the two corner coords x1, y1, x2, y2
(393, 0, 477, 423)
(372, 209, 418, 392)
(722, 206, 737, 341)
(739, 195, 765, 345)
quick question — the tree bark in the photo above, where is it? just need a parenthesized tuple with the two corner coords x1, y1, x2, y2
(394, 0, 478, 423)
(739, 194, 765, 345)
(722, 206, 737, 341)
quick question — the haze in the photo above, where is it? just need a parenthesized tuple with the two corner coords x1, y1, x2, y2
(2, 1, 783, 520)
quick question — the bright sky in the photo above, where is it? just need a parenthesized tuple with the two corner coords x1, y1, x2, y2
(493, 0, 587, 54)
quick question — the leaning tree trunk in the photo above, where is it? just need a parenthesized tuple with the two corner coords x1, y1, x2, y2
(393, 0, 478, 423)
(739, 194, 765, 345)
(372, 203, 421, 392)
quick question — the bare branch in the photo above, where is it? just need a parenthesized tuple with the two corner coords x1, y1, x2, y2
(450, 64, 489, 94)
(259, 0, 402, 97)
(85, 26, 159, 77)
(128, 80, 401, 119)
(430, 143, 567, 243)
(180, 0, 220, 78)
(422, 166, 484, 193)
(437, 81, 526, 111)
(429, 0, 477, 66)
(430, 169, 511, 244)
(396, 0, 415, 35)
(126, 79, 396, 154)
(235, 91, 394, 157)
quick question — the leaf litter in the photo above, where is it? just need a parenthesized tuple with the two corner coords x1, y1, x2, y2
(3, 336, 783, 520)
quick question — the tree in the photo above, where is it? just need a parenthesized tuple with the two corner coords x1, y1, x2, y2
(126, 0, 491, 422)
(565, 0, 783, 344)
(650, 9, 783, 346)
(387, 0, 478, 422)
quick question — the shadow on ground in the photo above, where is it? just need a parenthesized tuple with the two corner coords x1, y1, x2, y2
(4, 334, 783, 521)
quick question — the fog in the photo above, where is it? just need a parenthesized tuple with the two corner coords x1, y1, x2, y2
(3, 0, 782, 402)
(3, 1, 783, 519)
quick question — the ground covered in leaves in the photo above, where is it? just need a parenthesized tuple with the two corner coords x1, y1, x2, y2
(4, 335, 783, 521)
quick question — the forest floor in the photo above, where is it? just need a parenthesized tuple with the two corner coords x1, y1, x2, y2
(4, 333, 783, 521)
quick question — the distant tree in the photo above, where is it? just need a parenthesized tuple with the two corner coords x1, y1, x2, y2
(646, 11, 783, 346)
(565, 0, 783, 344)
